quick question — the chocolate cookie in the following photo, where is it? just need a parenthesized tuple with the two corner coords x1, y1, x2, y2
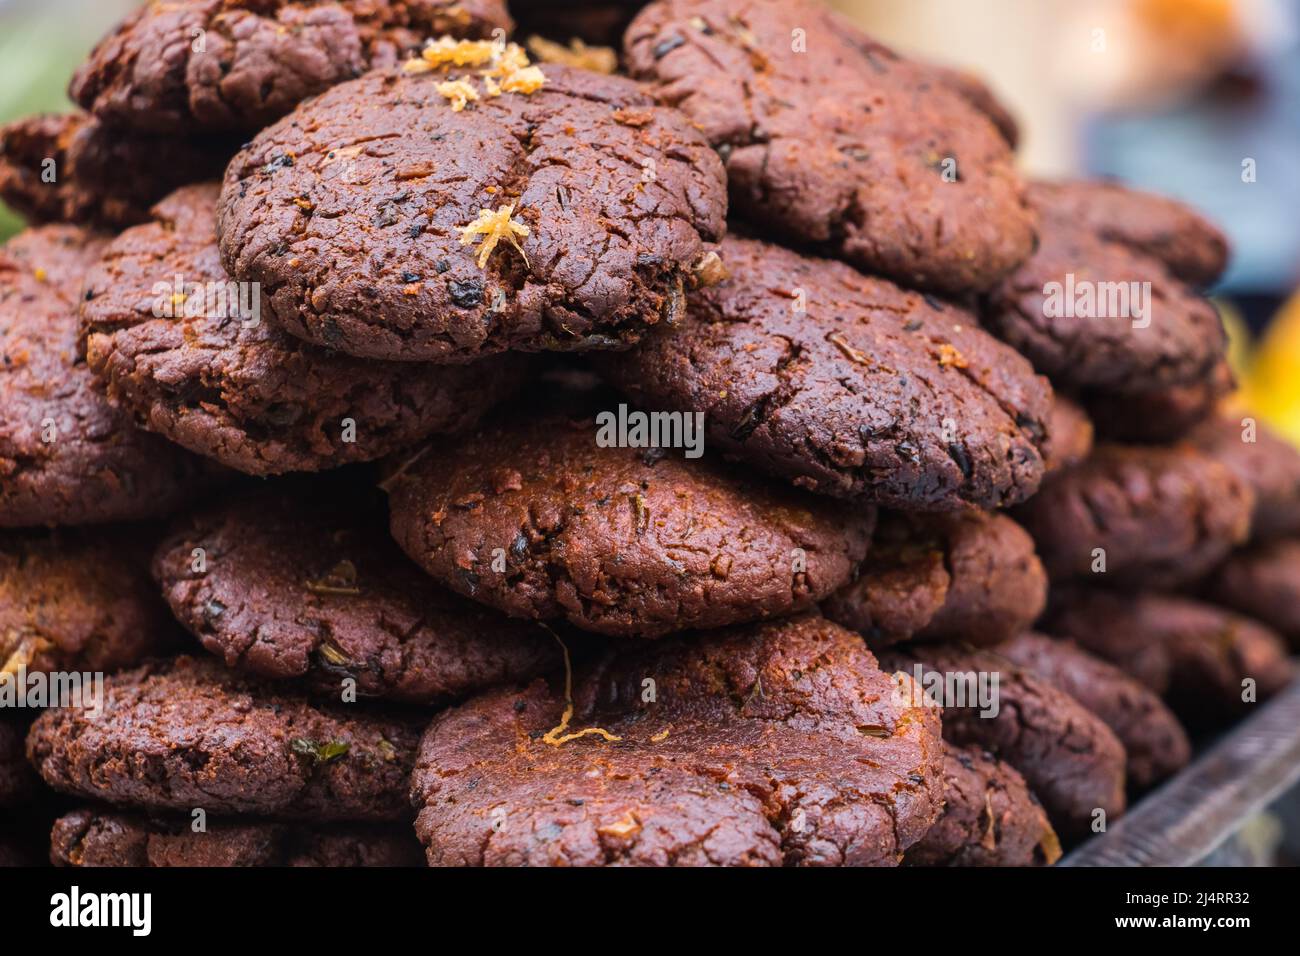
(412, 614, 944, 866)
(1043, 589, 1294, 728)
(1, 225, 219, 527)
(597, 235, 1052, 509)
(2, 527, 177, 676)
(881, 644, 1127, 840)
(985, 180, 1228, 395)
(1191, 416, 1300, 542)
(903, 743, 1057, 867)
(1083, 358, 1233, 444)
(51, 809, 422, 867)
(994, 632, 1190, 789)
(0, 718, 41, 809)
(385, 390, 874, 638)
(1014, 444, 1253, 588)
(1043, 395, 1093, 473)
(625, 0, 1034, 294)
(0, 112, 233, 229)
(218, 59, 726, 362)
(70, 0, 513, 134)
(27, 656, 421, 820)
(83, 184, 528, 475)
(154, 485, 559, 703)
(1205, 539, 1300, 648)
(822, 510, 1046, 649)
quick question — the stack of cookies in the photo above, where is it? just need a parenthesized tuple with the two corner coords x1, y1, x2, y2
(1, 0, 1295, 868)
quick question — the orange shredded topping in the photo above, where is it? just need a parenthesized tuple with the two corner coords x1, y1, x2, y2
(436, 79, 479, 111)
(540, 627, 622, 746)
(526, 35, 617, 74)
(404, 36, 500, 73)
(458, 202, 530, 269)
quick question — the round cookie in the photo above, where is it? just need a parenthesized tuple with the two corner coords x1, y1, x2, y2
(1191, 416, 1300, 542)
(903, 743, 1058, 867)
(218, 59, 726, 362)
(1043, 589, 1294, 728)
(83, 184, 528, 476)
(1014, 444, 1254, 588)
(384, 389, 875, 638)
(596, 235, 1052, 510)
(51, 809, 422, 868)
(412, 614, 945, 866)
(985, 180, 1228, 395)
(0, 112, 233, 230)
(70, 0, 514, 134)
(822, 510, 1046, 649)
(1083, 358, 1233, 444)
(880, 644, 1127, 841)
(0, 719, 41, 809)
(625, 0, 1035, 294)
(26, 655, 421, 821)
(154, 485, 560, 703)
(2, 527, 178, 676)
(1205, 539, 1300, 648)
(994, 632, 1191, 790)
(0, 225, 219, 527)
(1043, 395, 1094, 473)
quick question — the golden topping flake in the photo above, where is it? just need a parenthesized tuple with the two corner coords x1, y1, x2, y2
(525, 35, 617, 74)
(404, 36, 499, 73)
(458, 203, 530, 269)
(436, 79, 479, 111)
(404, 37, 547, 100)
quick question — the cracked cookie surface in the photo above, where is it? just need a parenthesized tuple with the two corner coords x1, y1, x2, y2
(26, 655, 422, 820)
(1190, 415, 1300, 542)
(218, 63, 726, 362)
(154, 484, 560, 703)
(84, 184, 527, 476)
(597, 236, 1052, 510)
(412, 613, 944, 866)
(70, 0, 513, 133)
(624, 0, 1035, 294)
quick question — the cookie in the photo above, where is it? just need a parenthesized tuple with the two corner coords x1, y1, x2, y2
(51, 809, 422, 868)
(0, 112, 233, 230)
(217, 59, 726, 362)
(881, 644, 1127, 840)
(822, 510, 1045, 649)
(83, 184, 528, 476)
(994, 632, 1190, 789)
(985, 180, 1228, 395)
(597, 236, 1052, 510)
(412, 613, 944, 866)
(1191, 416, 1300, 542)
(0, 225, 219, 527)
(154, 485, 560, 703)
(625, 0, 1034, 294)
(70, 0, 513, 134)
(1205, 539, 1300, 648)
(384, 389, 874, 638)
(2, 527, 177, 676)
(1014, 444, 1253, 588)
(1043, 395, 1093, 473)
(1043, 589, 1294, 728)
(1083, 358, 1233, 444)
(27, 655, 421, 820)
(903, 743, 1057, 867)
(0, 718, 41, 809)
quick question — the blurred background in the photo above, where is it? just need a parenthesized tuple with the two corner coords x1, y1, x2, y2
(1, 0, 1299, 439)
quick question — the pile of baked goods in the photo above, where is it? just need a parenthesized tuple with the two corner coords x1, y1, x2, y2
(2, 0, 1296, 868)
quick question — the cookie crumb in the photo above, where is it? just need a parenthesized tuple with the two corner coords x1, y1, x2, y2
(458, 203, 530, 269)
(526, 35, 617, 74)
(404, 36, 499, 73)
(436, 79, 479, 111)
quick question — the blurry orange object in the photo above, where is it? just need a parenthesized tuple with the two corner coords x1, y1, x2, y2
(1237, 289, 1300, 448)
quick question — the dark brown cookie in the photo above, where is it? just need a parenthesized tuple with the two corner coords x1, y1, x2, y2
(413, 614, 944, 866)
(596, 235, 1052, 510)
(903, 743, 1057, 867)
(385, 391, 874, 638)
(51, 809, 422, 867)
(83, 184, 528, 476)
(0, 112, 233, 230)
(1014, 444, 1254, 588)
(1, 527, 177, 676)
(985, 180, 1228, 395)
(1083, 358, 1233, 444)
(1043, 589, 1294, 728)
(1191, 416, 1300, 542)
(0, 225, 219, 527)
(625, 0, 1035, 294)
(70, 0, 513, 134)
(26, 655, 421, 820)
(994, 632, 1190, 789)
(0, 718, 41, 809)
(881, 644, 1127, 841)
(1205, 539, 1300, 648)
(217, 60, 726, 362)
(1043, 394, 1094, 473)
(154, 485, 560, 703)
(822, 510, 1046, 649)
